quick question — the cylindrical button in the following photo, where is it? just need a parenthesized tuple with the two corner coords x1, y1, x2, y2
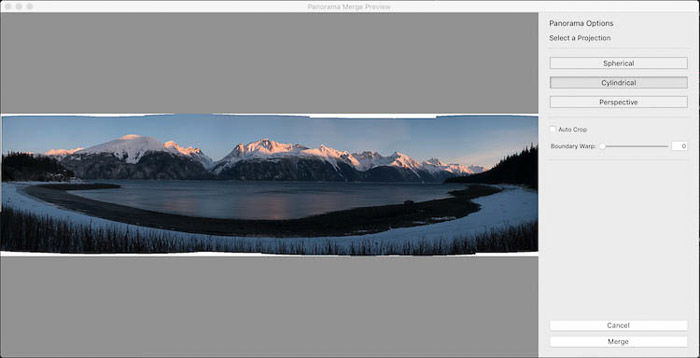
(550, 77, 688, 89)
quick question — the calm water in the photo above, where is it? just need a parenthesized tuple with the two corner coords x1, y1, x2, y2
(73, 180, 465, 220)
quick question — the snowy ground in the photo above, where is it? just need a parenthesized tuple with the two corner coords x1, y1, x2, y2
(1, 182, 537, 253)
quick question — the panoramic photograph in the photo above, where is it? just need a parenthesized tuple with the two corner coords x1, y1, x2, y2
(1, 114, 538, 255)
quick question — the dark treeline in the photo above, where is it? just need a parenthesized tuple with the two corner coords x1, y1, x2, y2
(445, 145, 538, 189)
(0, 207, 537, 255)
(1, 152, 74, 182)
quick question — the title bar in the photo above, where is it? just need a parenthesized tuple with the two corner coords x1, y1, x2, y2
(1, 1, 697, 13)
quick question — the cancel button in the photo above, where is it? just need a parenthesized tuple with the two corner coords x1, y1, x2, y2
(607, 321, 631, 329)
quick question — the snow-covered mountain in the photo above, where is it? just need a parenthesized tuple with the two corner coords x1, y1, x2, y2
(46, 135, 214, 180)
(422, 158, 483, 175)
(217, 139, 310, 167)
(48, 134, 213, 168)
(44, 147, 84, 157)
(213, 138, 477, 176)
(163, 140, 214, 169)
(44, 136, 481, 182)
(467, 165, 485, 174)
(72, 134, 165, 163)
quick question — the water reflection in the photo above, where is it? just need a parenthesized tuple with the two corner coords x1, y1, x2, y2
(73, 180, 464, 220)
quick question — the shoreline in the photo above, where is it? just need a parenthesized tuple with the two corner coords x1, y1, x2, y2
(2, 181, 538, 254)
(22, 182, 502, 238)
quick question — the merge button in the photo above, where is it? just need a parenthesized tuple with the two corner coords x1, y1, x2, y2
(550, 336, 688, 348)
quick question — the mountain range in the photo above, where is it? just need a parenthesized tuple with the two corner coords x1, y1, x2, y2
(44, 135, 484, 182)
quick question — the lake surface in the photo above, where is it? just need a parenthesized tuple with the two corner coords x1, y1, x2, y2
(73, 180, 466, 220)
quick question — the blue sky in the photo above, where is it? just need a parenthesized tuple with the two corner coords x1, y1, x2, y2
(2, 114, 537, 168)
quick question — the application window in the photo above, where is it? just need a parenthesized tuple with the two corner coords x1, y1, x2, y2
(1, 2, 697, 357)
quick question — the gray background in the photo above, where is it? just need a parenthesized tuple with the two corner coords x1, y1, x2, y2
(1, 11, 538, 357)
(0, 13, 537, 114)
(1, 257, 537, 357)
